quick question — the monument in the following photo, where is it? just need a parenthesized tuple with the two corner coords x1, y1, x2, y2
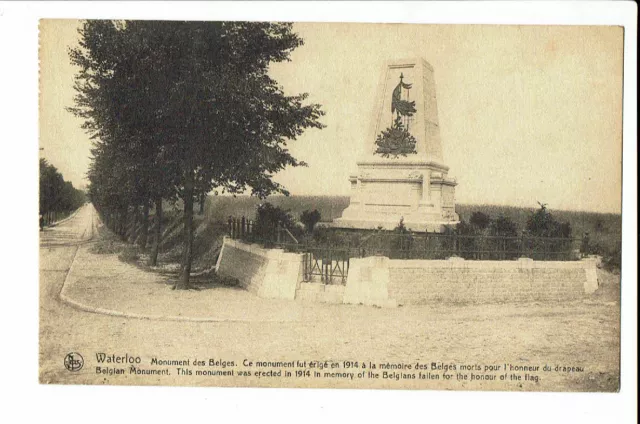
(333, 58, 459, 232)
(333, 59, 459, 232)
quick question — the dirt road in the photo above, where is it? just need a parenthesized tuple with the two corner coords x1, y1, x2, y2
(39, 204, 620, 391)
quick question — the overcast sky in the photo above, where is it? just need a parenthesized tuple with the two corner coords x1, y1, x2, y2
(40, 21, 623, 213)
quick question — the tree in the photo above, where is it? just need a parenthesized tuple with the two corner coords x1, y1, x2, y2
(70, 21, 181, 261)
(525, 202, 573, 260)
(39, 158, 85, 224)
(526, 202, 572, 238)
(300, 209, 321, 233)
(70, 21, 324, 289)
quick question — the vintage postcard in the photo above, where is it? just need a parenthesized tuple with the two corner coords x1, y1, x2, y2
(39, 18, 626, 394)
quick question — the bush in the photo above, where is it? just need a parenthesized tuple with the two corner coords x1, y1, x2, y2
(254, 202, 294, 240)
(390, 218, 414, 258)
(470, 211, 491, 230)
(526, 202, 572, 238)
(490, 215, 518, 237)
(300, 209, 322, 233)
(602, 243, 621, 272)
(581, 237, 621, 272)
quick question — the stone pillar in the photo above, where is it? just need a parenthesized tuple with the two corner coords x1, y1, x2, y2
(431, 173, 443, 212)
(419, 170, 433, 207)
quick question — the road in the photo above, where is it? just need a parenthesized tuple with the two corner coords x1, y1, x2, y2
(39, 204, 620, 391)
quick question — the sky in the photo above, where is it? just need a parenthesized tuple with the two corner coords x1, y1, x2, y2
(39, 21, 623, 213)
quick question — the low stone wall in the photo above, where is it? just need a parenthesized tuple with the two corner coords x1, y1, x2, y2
(216, 238, 599, 307)
(215, 237, 304, 300)
(344, 256, 599, 307)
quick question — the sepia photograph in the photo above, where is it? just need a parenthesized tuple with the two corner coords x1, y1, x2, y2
(34, 11, 632, 402)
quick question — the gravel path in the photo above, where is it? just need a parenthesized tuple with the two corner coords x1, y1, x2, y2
(39, 205, 620, 391)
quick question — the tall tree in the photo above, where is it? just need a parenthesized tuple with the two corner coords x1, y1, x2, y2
(70, 21, 324, 289)
(39, 158, 85, 224)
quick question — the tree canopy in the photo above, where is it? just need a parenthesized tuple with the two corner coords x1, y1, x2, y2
(39, 158, 86, 223)
(69, 20, 324, 288)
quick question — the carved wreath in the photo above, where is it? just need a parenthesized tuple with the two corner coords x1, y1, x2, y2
(374, 116, 418, 158)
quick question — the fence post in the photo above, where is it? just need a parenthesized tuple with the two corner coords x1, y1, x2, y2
(241, 216, 246, 239)
(303, 252, 308, 281)
(518, 232, 522, 257)
(454, 233, 458, 256)
(276, 221, 282, 244)
(227, 216, 232, 237)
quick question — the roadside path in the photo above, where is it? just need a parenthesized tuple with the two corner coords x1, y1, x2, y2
(39, 204, 620, 390)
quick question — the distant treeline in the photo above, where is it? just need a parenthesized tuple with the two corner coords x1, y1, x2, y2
(39, 158, 86, 225)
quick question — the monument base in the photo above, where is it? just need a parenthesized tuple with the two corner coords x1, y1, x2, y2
(331, 217, 458, 233)
(332, 159, 459, 233)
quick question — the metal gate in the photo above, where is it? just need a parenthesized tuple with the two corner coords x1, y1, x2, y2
(302, 248, 350, 284)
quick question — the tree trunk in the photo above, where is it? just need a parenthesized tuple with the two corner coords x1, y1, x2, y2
(139, 200, 150, 249)
(150, 196, 163, 267)
(199, 192, 205, 215)
(128, 207, 139, 244)
(120, 208, 128, 239)
(177, 171, 195, 289)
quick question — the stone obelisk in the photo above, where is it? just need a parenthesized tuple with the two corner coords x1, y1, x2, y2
(333, 58, 459, 232)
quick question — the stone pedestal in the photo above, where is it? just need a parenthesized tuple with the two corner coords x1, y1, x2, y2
(333, 58, 459, 232)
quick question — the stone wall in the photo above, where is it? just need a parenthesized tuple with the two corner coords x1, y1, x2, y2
(215, 238, 304, 300)
(344, 256, 599, 307)
(216, 237, 599, 307)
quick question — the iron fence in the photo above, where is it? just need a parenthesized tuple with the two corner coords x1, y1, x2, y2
(358, 232, 579, 261)
(226, 216, 583, 285)
(302, 247, 350, 284)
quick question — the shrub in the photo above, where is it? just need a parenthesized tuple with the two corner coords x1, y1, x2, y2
(300, 209, 322, 233)
(602, 242, 621, 272)
(526, 202, 572, 238)
(390, 218, 414, 258)
(254, 202, 294, 241)
(470, 211, 491, 230)
(490, 215, 518, 237)
(524, 203, 574, 259)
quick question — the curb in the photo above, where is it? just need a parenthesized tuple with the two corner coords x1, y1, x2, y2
(56, 209, 299, 324)
(58, 290, 298, 324)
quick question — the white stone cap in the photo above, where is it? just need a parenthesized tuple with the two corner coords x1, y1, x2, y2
(385, 57, 435, 72)
(357, 159, 449, 171)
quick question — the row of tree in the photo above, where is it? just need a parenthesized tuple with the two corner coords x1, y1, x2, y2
(69, 21, 324, 288)
(39, 158, 86, 226)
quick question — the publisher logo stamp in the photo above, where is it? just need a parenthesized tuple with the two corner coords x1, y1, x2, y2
(64, 353, 84, 372)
